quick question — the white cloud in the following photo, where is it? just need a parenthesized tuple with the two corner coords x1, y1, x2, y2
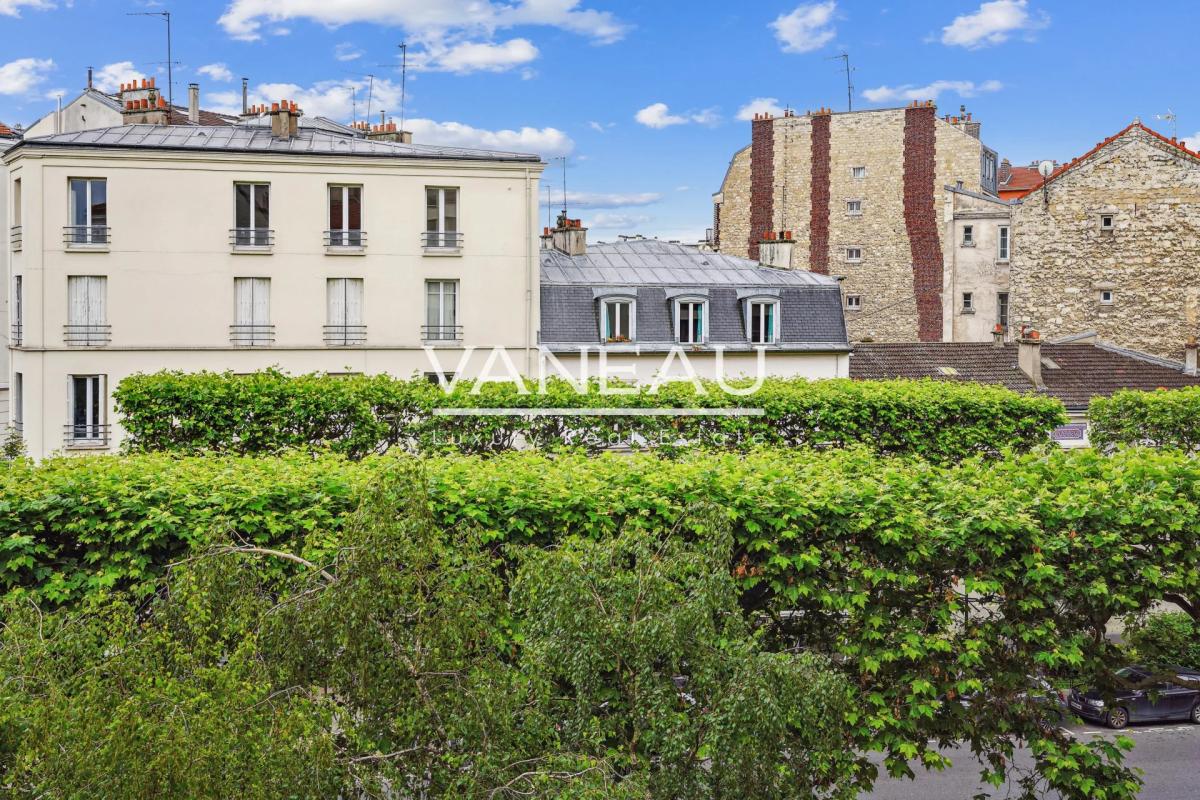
(427, 38, 538, 74)
(736, 97, 785, 121)
(0, 0, 53, 16)
(941, 0, 1048, 49)
(43, 86, 66, 99)
(675, 185, 690, 192)
(587, 120, 614, 132)
(0, 57, 54, 95)
(197, 63, 234, 82)
(91, 61, 146, 94)
(334, 42, 363, 61)
(634, 102, 718, 129)
(1183, 132, 1200, 151)
(407, 118, 573, 157)
(771, 2, 836, 54)
(217, 0, 627, 44)
(555, 191, 661, 209)
(862, 79, 1003, 104)
(588, 212, 652, 229)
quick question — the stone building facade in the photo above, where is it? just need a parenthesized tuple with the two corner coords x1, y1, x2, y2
(941, 186, 1012, 342)
(713, 104, 998, 342)
(1008, 123, 1200, 359)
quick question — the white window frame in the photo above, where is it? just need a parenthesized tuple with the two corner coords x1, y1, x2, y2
(327, 184, 363, 247)
(1099, 289, 1114, 305)
(600, 297, 635, 343)
(425, 187, 461, 250)
(233, 182, 271, 249)
(67, 373, 106, 447)
(674, 298, 707, 345)
(851, 166, 867, 179)
(744, 298, 780, 344)
(11, 177, 21, 250)
(962, 225, 974, 246)
(233, 277, 272, 345)
(11, 275, 21, 346)
(997, 291, 1010, 329)
(67, 177, 107, 247)
(846, 199, 863, 216)
(1099, 213, 1114, 231)
(425, 279, 460, 341)
(326, 277, 365, 345)
(962, 291, 974, 312)
(845, 247, 863, 263)
(845, 294, 863, 311)
(12, 372, 22, 431)
(997, 225, 1010, 261)
(66, 275, 108, 346)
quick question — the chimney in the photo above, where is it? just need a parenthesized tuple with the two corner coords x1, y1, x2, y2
(87, 66, 93, 89)
(54, 93, 62, 134)
(241, 77, 248, 115)
(1017, 329, 1044, 388)
(551, 213, 587, 256)
(119, 79, 169, 125)
(992, 323, 1005, 347)
(758, 229, 795, 269)
(187, 83, 199, 124)
(366, 119, 413, 144)
(540, 226, 553, 250)
(270, 100, 300, 139)
(1185, 336, 1199, 377)
(998, 158, 1012, 184)
(945, 107, 982, 139)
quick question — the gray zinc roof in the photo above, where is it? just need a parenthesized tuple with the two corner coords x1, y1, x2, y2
(11, 123, 542, 162)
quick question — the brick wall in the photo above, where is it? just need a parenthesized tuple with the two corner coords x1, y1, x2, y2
(904, 105, 945, 342)
(809, 111, 831, 274)
(748, 115, 775, 260)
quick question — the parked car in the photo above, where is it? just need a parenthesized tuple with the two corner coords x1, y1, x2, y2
(1068, 665, 1200, 729)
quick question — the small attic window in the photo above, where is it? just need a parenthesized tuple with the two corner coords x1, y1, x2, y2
(1099, 289, 1114, 305)
(1099, 214, 1114, 230)
(936, 366, 959, 376)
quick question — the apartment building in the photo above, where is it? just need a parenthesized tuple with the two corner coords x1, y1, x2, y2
(4, 102, 544, 459)
(712, 103, 998, 344)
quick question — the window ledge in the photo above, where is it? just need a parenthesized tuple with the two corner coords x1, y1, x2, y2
(325, 245, 366, 256)
(64, 244, 110, 253)
(64, 441, 109, 451)
(995, 258, 1010, 265)
(423, 246, 463, 257)
(960, 308, 975, 315)
(231, 245, 273, 255)
(960, 241, 976, 248)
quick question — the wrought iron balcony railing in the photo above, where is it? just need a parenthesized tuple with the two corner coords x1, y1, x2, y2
(229, 324, 275, 346)
(63, 225, 110, 247)
(421, 324, 463, 342)
(421, 231, 463, 250)
(323, 324, 367, 346)
(9, 225, 20, 251)
(63, 423, 111, 448)
(9, 322, 21, 347)
(324, 229, 366, 248)
(229, 228, 274, 250)
(63, 324, 112, 347)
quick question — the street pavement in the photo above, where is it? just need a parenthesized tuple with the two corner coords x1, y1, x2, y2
(861, 722, 1199, 799)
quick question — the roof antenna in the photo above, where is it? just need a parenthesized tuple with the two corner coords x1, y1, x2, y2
(399, 43, 408, 132)
(128, 11, 175, 113)
(1155, 108, 1177, 139)
(828, 52, 854, 112)
(364, 74, 375, 123)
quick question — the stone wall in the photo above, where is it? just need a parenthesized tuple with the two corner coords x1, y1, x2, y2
(1009, 127, 1200, 359)
(942, 188, 1012, 342)
(714, 105, 992, 343)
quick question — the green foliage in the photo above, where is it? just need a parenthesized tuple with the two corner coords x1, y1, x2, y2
(1090, 386, 1200, 451)
(113, 369, 1067, 462)
(0, 482, 860, 799)
(0, 427, 24, 461)
(1123, 612, 1200, 670)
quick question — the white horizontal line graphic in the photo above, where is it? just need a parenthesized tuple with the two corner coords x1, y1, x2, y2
(432, 408, 766, 417)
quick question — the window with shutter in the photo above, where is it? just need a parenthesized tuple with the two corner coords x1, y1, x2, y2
(326, 278, 365, 345)
(66, 276, 108, 345)
(424, 280, 460, 341)
(233, 277, 272, 345)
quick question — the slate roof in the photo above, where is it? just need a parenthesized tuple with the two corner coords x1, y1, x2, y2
(540, 239, 848, 352)
(9, 124, 542, 162)
(850, 342, 1200, 408)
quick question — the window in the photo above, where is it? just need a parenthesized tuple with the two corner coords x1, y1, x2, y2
(67, 374, 106, 446)
(601, 298, 634, 343)
(424, 187, 460, 249)
(962, 291, 974, 312)
(326, 278, 365, 345)
(845, 294, 862, 311)
(233, 183, 271, 247)
(847, 199, 863, 215)
(998, 225, 1010, 261)
(746, 300, 779, 344)
(981, 150, 999, 196)
(327, 185, 363, 247)
(11, 372, 21, 432)
(10, 178, 20, 250)
(232, 277, 272, 345)
(1099, 289, 1114, 305)
(10, 275, 21, 346)
(851, 166, 866, 179)
(997, 292, 1009, 329)
(845, 247, 862, 262)
(675, 299, 706, 344)
(962, 225, 974, 246)
(1100, 214, 1114, 230)
(67, 178, 107, 245)
(425, 371, 455, 385)
(424, 280, 459, 341)
(66, 275, 109, 345)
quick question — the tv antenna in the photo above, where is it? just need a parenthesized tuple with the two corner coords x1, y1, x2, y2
(376, 43, 409, 130)
(128, 11, 175, 113)
(828, 52, 854, 112)
(1155, 108, 1177, 139)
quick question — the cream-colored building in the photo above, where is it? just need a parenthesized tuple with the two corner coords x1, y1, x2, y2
(5, 103, 545, 459)
(941, 185, 1012, 342)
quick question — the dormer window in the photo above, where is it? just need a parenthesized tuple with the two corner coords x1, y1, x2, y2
(674, 298, 706, 344)
(601, 298, 635, 343)
(743, 298, 779, 344)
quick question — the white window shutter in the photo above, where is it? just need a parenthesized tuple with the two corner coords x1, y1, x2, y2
(88, 277, 106, 325)
(327, 279, 345, 327)
(347, 279, 364, 326)
(234, 278, 253, 325)
(68, 277, 86, 325)
(253, 278, 270, 325)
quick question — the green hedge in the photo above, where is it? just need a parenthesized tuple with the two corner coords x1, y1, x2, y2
(1090, 386, 1200, 451)
(113, 369, 1067, 462)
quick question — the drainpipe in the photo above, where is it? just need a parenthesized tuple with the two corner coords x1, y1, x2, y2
(524, 167, 534, 376)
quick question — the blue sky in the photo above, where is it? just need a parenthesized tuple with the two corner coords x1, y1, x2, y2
(1, 0, 1197, 240)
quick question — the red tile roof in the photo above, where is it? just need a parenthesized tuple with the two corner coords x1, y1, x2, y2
(1012, 122, 1200, 200)
(998, 165, 1043, 198)
(0, 121, 16, 137)
(850, 342, 1200, 408)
